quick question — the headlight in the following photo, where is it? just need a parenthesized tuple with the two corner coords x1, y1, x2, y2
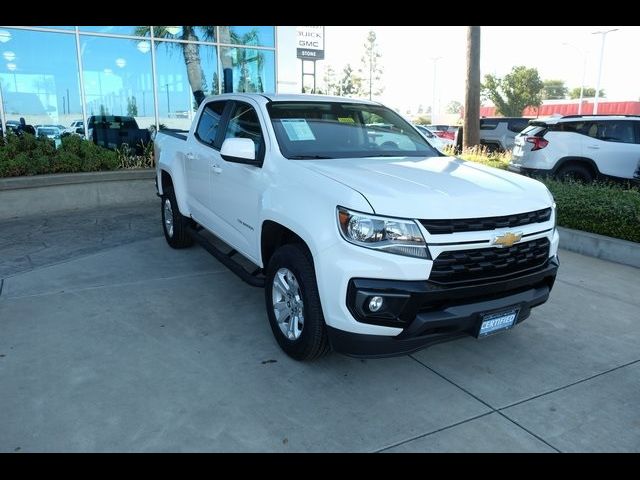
(337, 207, 430, 259)
(545, 188, 557, 230)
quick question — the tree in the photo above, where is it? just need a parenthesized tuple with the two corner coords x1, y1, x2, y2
(359, 30, 384, 100)
(211, 72, 219, 96)
(99, 104, 109, 116)
(569, 87, 605, 99)
(339, 64, 363, 97)
(322, 65, 339, 96)
(482, 65, 544, 117)
(127, 96, 138, 116)
(464, 26, 481, 149)
(446, 100, 462, 114)
(542, 80, 568, 100)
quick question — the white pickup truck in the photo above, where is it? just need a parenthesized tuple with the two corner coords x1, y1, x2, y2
(154, 93, 559, 361)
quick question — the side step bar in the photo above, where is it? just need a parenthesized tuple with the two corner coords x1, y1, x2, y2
(187, 226, 265, 288)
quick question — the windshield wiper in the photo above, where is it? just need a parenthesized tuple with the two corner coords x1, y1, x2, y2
(288, 155, 335, 159)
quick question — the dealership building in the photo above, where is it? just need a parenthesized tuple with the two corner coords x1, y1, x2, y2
(0, 26, 305, 134)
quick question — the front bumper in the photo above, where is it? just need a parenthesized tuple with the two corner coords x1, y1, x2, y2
(328, 256, 559, 358)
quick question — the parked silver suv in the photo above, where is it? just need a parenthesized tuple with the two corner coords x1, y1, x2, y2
(510, 115, 640, 183)
(454, 117, 531, 153)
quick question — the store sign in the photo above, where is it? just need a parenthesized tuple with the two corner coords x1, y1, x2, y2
(296, 26, 324, 60)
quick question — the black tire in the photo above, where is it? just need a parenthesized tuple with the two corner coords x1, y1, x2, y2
(161, 186, 194, 249)
(555, 163, 594, 183)
(265, 243, 330, 361)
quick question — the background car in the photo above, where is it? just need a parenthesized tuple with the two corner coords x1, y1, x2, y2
(424, 124, 457, 141)
(510, 114, 640, 183)
(414, 124, 451, 150)
(453, 117, 531, 153)
(63, 120, 84, 136)
(35, 125, 63, 139)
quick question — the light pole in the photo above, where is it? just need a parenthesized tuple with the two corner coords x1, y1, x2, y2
(430, 56, 442, 123)
(592, 28, 618, 114)
(562, 42, 587, 115)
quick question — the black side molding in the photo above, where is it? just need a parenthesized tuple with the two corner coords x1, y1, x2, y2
(186, 226, 265, 288)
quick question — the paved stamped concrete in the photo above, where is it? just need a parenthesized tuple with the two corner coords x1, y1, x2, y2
(412, 278, 640, 409)
(1, 205, 639, 452)
(384, 413, 555, 453)
(0, 202, 159, 279)
(502, 363, 640, 452)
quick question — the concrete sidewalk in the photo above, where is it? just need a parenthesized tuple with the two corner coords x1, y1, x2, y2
(1, 206, 639, 452)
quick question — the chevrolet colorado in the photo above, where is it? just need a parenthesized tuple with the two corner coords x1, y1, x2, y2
(154, 93, 559, 361)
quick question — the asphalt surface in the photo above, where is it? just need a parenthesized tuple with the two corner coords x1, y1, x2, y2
(1, 203, 639, 452)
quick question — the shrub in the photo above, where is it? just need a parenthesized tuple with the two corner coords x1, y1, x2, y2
(0, 132, 131, 177)
(542, 179, 640, 243)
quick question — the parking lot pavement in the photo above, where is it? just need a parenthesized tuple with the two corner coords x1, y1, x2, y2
(1, 206, 639, 452)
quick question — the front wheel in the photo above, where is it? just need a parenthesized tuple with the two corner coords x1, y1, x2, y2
(265, 244, 330, 361)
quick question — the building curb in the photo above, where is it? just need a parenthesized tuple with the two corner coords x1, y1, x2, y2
(558, 226, 640, 269)
(0, 169, 155, 191)
(0, 169, 157, 221)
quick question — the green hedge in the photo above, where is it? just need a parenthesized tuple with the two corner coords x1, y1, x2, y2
(542, 179, 640, 243)
(0, 134, 120, 177)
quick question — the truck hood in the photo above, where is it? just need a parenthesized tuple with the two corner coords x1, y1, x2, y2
(298, 156, 552, 219)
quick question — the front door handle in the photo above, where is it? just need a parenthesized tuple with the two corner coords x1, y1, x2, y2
(212, 164, 222, 174)
(587, 145, 600, 149)
(186, 152, 195, 160)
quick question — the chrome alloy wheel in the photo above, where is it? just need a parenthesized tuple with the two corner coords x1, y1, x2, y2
(163, 198, 174, 238)
(272, 267, 304, 340)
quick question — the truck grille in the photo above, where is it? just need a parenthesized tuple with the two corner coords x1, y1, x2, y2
(430, 238, 550, 285)
(420, 208, 551, 235)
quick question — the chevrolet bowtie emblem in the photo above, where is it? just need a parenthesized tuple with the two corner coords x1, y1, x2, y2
(492, 231, 523, 248)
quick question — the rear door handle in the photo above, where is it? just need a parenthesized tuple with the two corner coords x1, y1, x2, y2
(587, 145, 600, 149)
(212, 164, 222, 174)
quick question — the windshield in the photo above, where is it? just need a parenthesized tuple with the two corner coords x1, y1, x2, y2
(267, 101, 440, 159)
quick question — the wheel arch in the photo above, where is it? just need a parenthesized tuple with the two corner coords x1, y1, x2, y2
(261, 220, 313, 270)
(552, 156, 600, 176)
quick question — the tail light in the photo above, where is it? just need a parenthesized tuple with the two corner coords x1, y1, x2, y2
(526, 136, 548, 151)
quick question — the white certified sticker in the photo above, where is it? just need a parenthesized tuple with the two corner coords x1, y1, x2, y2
(281, 119, 316, 141)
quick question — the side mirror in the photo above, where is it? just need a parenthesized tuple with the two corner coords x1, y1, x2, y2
(220, 137, 255, 163)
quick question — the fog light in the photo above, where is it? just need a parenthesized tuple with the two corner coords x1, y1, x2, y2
(368, 296, 384, 312)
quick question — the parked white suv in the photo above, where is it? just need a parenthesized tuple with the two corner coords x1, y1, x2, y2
(510, 115, 640, 183)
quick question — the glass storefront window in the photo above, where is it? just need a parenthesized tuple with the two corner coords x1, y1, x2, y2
(151, 27, 216, 43)
(219, 26, 274, 48)
(154, 40, 218, 130)
(37, 26, 75, 30)
(220, 47, 275, 94)
(0, 28, 81, 133)
(79, 35, 154, 130)
(79, 26, 148, 36)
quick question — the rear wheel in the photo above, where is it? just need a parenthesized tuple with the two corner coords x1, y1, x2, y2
(555, 163, 594, 183)
(161, 186, 194, 248)
(265, 244, 330, 361)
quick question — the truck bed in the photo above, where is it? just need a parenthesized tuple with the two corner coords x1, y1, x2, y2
(159, 129, 189, 141)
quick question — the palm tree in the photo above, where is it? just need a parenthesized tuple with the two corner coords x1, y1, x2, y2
(135, 27, 266, 106)
(219, 27, 263, 93)
(134, 26, 216, 107)
(463, 26, 481, 149)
